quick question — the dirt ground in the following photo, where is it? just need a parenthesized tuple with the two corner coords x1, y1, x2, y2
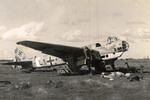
(0, 59, 150, 100)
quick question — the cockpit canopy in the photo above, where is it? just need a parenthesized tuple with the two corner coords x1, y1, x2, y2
(107, 36, 119, 44)
(96, 43, 101, 47)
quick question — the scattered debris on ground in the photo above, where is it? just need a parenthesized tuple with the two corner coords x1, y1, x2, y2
(101, 72, 124, 80)
(124, 73, 131, 77)
(127, 73, 144, 82)
(101, 70, 144, 81)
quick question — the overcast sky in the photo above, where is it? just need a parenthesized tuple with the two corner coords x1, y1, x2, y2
(0, 0, 150, 59)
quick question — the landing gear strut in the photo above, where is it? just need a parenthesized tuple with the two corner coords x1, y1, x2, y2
(111, 62, 116, 71)
(83, 46, 92, 74)
(94, 61, 106, 74)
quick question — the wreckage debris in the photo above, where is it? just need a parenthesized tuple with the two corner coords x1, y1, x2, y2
(128, 75, 140, 81)
(101, 72, 124, 80)
(101, 64, 145, 81)
(127, 73, 144, 82)
(101, 71, 144, 82)
(125, 73, 131, 77)
(126, 65, 144, 81)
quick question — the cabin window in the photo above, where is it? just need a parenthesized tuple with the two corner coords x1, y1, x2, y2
(114, 48, 116, 51)
(101, 55, 105, 58)
(96, 43, 101, 47)
(101, 55, 108, 58)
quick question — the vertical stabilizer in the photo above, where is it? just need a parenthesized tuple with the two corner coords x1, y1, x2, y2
(14, 46, 29, 61)
(13, 46, 30, 69)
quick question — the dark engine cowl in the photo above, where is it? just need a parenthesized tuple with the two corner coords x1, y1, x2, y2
(122, 41, 129, 52)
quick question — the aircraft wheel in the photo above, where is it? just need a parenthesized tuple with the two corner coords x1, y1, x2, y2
(95, 67, 102, 74)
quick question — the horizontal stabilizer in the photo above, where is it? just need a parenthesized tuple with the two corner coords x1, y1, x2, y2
(0, 61, 32, 66)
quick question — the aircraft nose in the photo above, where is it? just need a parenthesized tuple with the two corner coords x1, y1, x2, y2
(122, 41, 129, 51)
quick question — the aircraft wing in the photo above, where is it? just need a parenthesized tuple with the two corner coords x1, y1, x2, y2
(17, 41, 84, 58)
(17, 40, 102, 73)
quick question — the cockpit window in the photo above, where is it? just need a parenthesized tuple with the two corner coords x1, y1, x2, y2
(96, 43, 101, 47)
(107, 36, 118, 44)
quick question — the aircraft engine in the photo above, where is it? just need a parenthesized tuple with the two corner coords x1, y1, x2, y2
(122, 41, 129, 52)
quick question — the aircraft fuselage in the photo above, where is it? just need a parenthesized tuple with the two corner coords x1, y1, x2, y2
(87, 37, 129, 66)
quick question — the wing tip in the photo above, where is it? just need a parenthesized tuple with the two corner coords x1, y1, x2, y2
(16, 41, 21, 45)
(16, 40, 29, 45)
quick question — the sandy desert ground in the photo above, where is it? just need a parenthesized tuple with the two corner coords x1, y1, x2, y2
(0, 59, 150, 100)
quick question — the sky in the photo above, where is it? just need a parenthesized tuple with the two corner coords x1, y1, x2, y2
(0, 0, 150, 59)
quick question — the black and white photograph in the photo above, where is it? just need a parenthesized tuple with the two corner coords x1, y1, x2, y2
(0, 0, 150, 100)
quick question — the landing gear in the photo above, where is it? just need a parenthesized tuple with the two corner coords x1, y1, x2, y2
(86, 59, 92, 74)
(111, 62, 116, 71)
(83, 46, 107, 74)
(94, 61, 106, 74)
(83, 46, 93, 74)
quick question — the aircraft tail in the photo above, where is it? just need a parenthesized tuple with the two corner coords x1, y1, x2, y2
(13, 47, 30, 70)
(14, 47, 29, 61)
